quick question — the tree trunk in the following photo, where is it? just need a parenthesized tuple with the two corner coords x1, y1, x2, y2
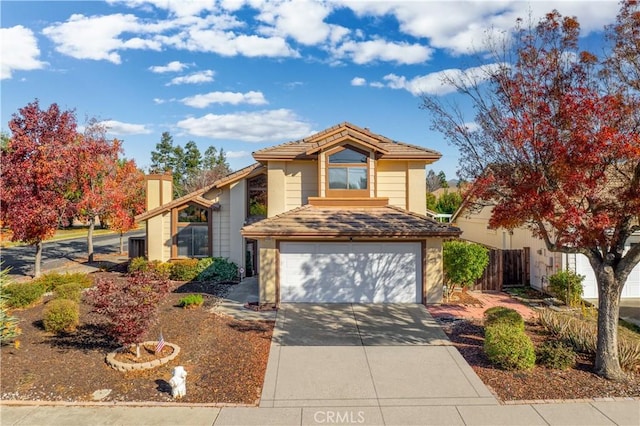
(34, 241, 43, 278)
(88, 217, 95, 263)
(595, 265, 625, 380)
(119, 232, 124, 255)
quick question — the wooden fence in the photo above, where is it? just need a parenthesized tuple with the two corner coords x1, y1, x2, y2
(473, 247, 530, 291)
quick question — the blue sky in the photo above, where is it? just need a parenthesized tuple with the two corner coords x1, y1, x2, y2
(1, 1, 619, 179)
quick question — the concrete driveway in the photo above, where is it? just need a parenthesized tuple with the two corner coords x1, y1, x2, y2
(260, 303, 497, 417)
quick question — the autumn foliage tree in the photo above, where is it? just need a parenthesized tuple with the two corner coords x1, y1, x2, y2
(105, 159, 146, 254)
(423, 4, 640, 380)
(73, 121, 122, 262)
(0, 101, 78, 277)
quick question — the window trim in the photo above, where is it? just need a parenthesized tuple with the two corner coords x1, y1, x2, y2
(325, 145, 370, 198)
(171, 203, 211, 258)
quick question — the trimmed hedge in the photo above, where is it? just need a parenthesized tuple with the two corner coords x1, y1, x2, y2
(4, 282, 46, 308)
(170, 259, 200, 281)
(484, 306, 525, 331)
(43, 299, 79, 334)
(33, 272, 92, 292)
(484, 323, 536, 370)
(54, 282, 84, 303)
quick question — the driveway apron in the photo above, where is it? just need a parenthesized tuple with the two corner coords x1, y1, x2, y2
(260, 303, 497, 412)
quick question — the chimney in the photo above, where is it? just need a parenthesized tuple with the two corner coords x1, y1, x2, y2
(145, 173, 173, 211)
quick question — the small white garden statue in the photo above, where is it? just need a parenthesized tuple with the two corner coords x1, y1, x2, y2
(169, 366, 187, 398)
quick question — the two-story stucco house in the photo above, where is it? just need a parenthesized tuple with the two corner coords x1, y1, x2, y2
(137, 123, 461, 306)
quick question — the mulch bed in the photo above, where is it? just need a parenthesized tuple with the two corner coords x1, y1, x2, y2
(1, 273, 274, 404)
(440, 311, 640, 401)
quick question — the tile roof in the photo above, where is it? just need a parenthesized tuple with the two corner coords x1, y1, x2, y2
(252, 122, 441, 161)
(136, 163, 264, 222)
(241, 205, 461, 238)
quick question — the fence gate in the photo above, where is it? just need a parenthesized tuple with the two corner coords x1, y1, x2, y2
(474, 247, 530, 291)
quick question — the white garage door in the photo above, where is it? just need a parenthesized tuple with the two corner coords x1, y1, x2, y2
(280, 242, 422, 303)
(576, 254, 640, 299)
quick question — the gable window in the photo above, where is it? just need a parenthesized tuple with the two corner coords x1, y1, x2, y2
(176, 204, 209, 257)
(247, 174, 268, 219)
(326, 146, 369, 197)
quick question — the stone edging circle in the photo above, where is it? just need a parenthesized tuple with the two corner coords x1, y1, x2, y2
(106, 341, 180, 372)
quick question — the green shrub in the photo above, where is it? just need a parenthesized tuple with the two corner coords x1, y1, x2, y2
(33, 272, 92, 292)
(443, 241, 489, 299)
(537, 340, 576, 369)
(170, 259, 200, 281)
(178, 294, 204, 308)
(54, 282, 83, 303)
(4, 282, 46, 308)
(196, 257, 214, 276)
(484, 324, 536, 370)
(539, 308, 640, 371)
(128, 257, 149, 274)
(197, 257, 238, 282)
(0, 268, 21, 344)
(149, 261, 172, 280)
(43, 299, 79, 333)
(548, 270, 584, 307)
(484, 306, 525, 331)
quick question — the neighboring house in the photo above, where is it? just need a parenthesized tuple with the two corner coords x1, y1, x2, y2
(452, 203, 640, 299)
(137, 122, 461, 306)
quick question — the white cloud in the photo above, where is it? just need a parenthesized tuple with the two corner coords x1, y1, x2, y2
(383, 63, 506, 96)
(107, 0, 218, 17)
(333, 39, 432, 65)
(369, 81, 385, 88)
(167, 70, 215, 86)
(226, 150, 251, 159)
(351, 77, 366, 86)
(42, 13, 163, 63)
(99, 120, 152, 135)
(149, 61, 189, 73)
(256, 0, 348, 46)
(153, 98, 166, 104)
(181, 91, 268, 108)
(176, 109, 313, 142)
(1, 25, 46, 79)
(341, 1, 619, 56)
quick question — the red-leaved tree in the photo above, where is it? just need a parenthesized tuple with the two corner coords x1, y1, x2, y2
(87, 270, 171, 358)
(422, 5, 640, 379)
(0, 100, 79, 277)
(73, 121, 122, 263)
(105, 159, 146, 254)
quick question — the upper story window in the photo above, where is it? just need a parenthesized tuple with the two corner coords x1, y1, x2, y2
(176, 204, 209, 257)
(326, 146, 369, 197)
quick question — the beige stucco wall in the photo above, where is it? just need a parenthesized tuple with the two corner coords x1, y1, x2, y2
(407, 161, 427, 215)
(146, 212, 171, 262)
(425, 238, 444, 304)
(377, 160, 407, 209)
(285, 161, 318, 210)
(258, 239, 277, 305)
(268, 162, 286, 217)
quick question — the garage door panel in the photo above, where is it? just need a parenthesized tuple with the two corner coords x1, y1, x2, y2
(280, 242, 421, 303)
